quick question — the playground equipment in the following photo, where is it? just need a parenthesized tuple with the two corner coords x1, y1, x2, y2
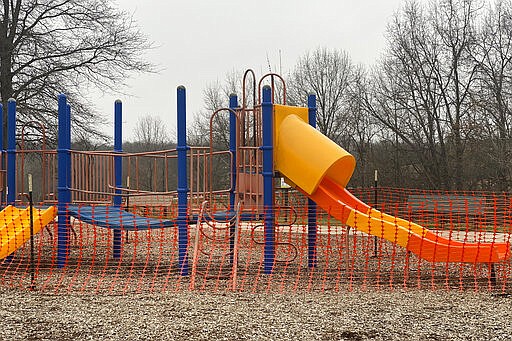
(0, 206, 56, 259)
(0, 70, 510, 292)
(272, 109, 509, 263)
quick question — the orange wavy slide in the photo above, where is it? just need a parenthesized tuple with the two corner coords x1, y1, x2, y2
(0, 205, 57, 259)
(308, 177, 509, 263)
(273, 105, 510, 263)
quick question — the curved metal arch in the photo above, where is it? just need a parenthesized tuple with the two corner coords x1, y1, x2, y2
(242, 69, 257, 110)
(20, 120, 48, 151)
(208, 107, 241, 197)
(257, 73, 287, 105)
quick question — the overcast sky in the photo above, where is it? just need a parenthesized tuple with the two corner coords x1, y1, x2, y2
(93, 0, 404, 141)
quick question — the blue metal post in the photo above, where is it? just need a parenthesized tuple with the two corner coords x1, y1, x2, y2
(176, 86, 189, 276)
(307, 93, 318, 268)
(4, 100, 16, 263)
(57, 94, 71, 268)
(7, 99, 16, 205)
(229, 94, 238, 210)
(228, 94, 238, 264)
(66, 104, 71, 196)
(113, 100, 123, 259)
(261, 85, 275, 274)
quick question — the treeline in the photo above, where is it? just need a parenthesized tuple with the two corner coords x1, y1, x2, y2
(191, 0, 512, 191)
(356, 0, 512, 191)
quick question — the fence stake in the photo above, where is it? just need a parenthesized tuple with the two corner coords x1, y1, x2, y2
(28, 174, 35, 290)
(373, 169, 378, 258)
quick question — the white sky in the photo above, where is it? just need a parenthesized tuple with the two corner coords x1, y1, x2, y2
(92, 0, 404, 141)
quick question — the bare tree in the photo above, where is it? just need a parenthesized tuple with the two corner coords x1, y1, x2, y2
(129, 115, 172, 191)
(469, 0, 512, 190)
(188, 71, 241, 148)
(363, 0, 481, 190)
(0, 0, 154, 145)
(133, 115, 170, 151)
(432, 0, 481, 189)
(346, 67, 379, 187)
(287, 47, 356, 147)
(366, 1, 451, 189)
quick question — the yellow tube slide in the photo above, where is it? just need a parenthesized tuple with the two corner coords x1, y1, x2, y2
(275, 114, 355, 194)
(273, 106, 510, 263)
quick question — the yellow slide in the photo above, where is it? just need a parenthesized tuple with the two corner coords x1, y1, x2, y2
(273, 105, 511, 263)
(0, 205, 57, 259)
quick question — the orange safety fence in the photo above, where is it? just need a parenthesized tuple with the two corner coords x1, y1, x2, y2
(0, 187, 511, 294)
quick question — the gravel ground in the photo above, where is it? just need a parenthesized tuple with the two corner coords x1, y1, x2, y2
(0, 289, 510, 340)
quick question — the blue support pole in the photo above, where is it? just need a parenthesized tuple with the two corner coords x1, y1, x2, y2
(57, 94, 71, 268)
(4, 99, 16, 263)
(229, 94, 238, 210)
(113, 100, 123, 259)
(261, 85, 275, 274)
(66, 104, 71, 196)
(307, 93, 318, 268)
(176, 86, 189, 276)
(7, 99, 16, 205)
(228, 94, 238, 264)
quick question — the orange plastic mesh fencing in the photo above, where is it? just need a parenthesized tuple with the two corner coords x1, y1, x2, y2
(0, 188, 511, 294)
